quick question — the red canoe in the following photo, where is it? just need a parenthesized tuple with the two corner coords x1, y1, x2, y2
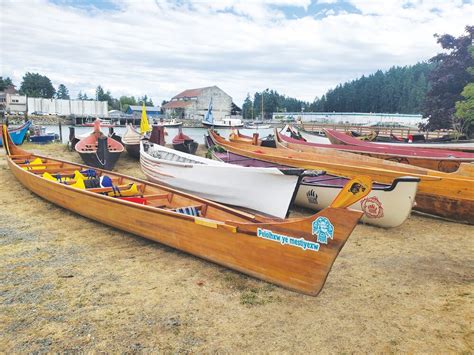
(275, 128, 474, 173)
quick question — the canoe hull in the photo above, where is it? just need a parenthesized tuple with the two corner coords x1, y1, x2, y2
(30, 134, 56, 144)
(285, 129, 474, 173)
(78, 151, 122, 170)
(296, 178, 418, 228)
(0, 121, 31, 146)
(124, 143, 140, 158)
(140, 144, 299, 218)
(209, 130, 474, 224)
(172, 141, 198, 155)
(6, 157, 362, 296)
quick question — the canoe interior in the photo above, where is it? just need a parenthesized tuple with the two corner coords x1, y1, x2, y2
(210, 136, 391, 190)
(2, 124, 371, 295)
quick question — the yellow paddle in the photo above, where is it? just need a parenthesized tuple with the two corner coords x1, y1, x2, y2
(329, 175, 372, 208)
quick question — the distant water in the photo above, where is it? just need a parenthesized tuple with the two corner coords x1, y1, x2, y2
(46, 125, 275, 145)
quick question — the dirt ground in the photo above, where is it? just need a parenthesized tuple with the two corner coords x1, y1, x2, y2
(0, 142, 473, 353)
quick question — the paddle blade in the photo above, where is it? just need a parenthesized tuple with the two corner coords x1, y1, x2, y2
(330, 175, 372, 209)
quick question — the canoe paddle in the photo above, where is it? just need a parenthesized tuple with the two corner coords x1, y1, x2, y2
(329, 175, 372, 209)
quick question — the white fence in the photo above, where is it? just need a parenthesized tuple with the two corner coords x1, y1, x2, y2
(27, 98, 108, 117)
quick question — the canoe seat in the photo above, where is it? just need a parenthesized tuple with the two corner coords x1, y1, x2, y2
(171, 205, 204, 217)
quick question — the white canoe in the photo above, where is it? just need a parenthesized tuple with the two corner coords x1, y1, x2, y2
(295, 176, 419, 228)
(140, 142, 299, 218)
(208, 137, 420, 228)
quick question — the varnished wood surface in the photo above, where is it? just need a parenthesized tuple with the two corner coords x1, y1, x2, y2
(210, 130, 474, 224)
(2, 126, 366, 295)
(277, 131, 472, 173)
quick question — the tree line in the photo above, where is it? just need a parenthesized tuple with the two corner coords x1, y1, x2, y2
(0, 74, 155, 112)
(2, 26, 472, 135)
(241, 26, 473, 136)
(308, 63, 434, 114)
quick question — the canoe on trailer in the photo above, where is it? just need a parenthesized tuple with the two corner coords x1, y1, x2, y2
(208, 130, 474, 224)
(317, 129, 474, 172)
(140, 141, 300, 219)
(0, 120, 32, 146)
(2, 124, 373, 296)
(75, 119, 124, 170)
(205, 134, 420, 228)
(122, 124, 141, 158)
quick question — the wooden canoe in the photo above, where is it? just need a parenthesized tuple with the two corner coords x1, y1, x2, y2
(75, 119, 124, 170)
(209, 130, 474, 224)
(319, 129, 474, 172)
(2, 124, 373, 296)
(172, 128, 198, 155)
(205, 135, 420, 228)
(122, 124, 141, 158)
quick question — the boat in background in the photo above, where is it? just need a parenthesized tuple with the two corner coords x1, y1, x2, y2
(172, 127, 198, 154)
(0, 120, 31, 146)
(2, 124, 372, 296)
(140, 141, 300, 218)
(201, 98, 243, 128)
(277, 128, 474, 173)
(208, 129, 474, 224)
(121, 104, 153, 158)
(79, 119, 115, 127)
(156, 118, 183, 128)
(29, 126, 58, 144)
(245, 122, 271, 129)
(122, 124, 141, 158)
(229, 129, 276, 147)
(205, 134, 419, 228)
(75, 119, 124, 170)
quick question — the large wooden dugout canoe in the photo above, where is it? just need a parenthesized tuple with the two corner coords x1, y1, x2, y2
(319, 129, 474, 172)
(75, 119, 124, 170)
(209, 130, 474, 224)
(2, 125, 373, 296)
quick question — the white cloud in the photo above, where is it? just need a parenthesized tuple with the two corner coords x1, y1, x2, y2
(0, 0, 472, 106)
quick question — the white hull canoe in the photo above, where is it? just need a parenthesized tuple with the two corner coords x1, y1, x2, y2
(140, 142, 299, 218)
(296, 177, 419, 228)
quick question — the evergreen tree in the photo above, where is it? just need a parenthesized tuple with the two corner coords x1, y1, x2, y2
(138, 95, 154, 106)
(56, 84, 70, 99)
(242, 94, 254, 119)
(309, 63, 434, 114)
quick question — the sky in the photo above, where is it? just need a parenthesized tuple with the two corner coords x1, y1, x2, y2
(0, 0, 472, 106)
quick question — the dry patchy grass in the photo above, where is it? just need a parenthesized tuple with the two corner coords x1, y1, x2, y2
(0, 142, 473, 353)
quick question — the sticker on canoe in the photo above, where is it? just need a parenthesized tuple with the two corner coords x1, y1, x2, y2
(312, 217, 334, 244)
(256, 228, 320, 252)
(306, 189, 318, 204)
(360, 196, 384, 219)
